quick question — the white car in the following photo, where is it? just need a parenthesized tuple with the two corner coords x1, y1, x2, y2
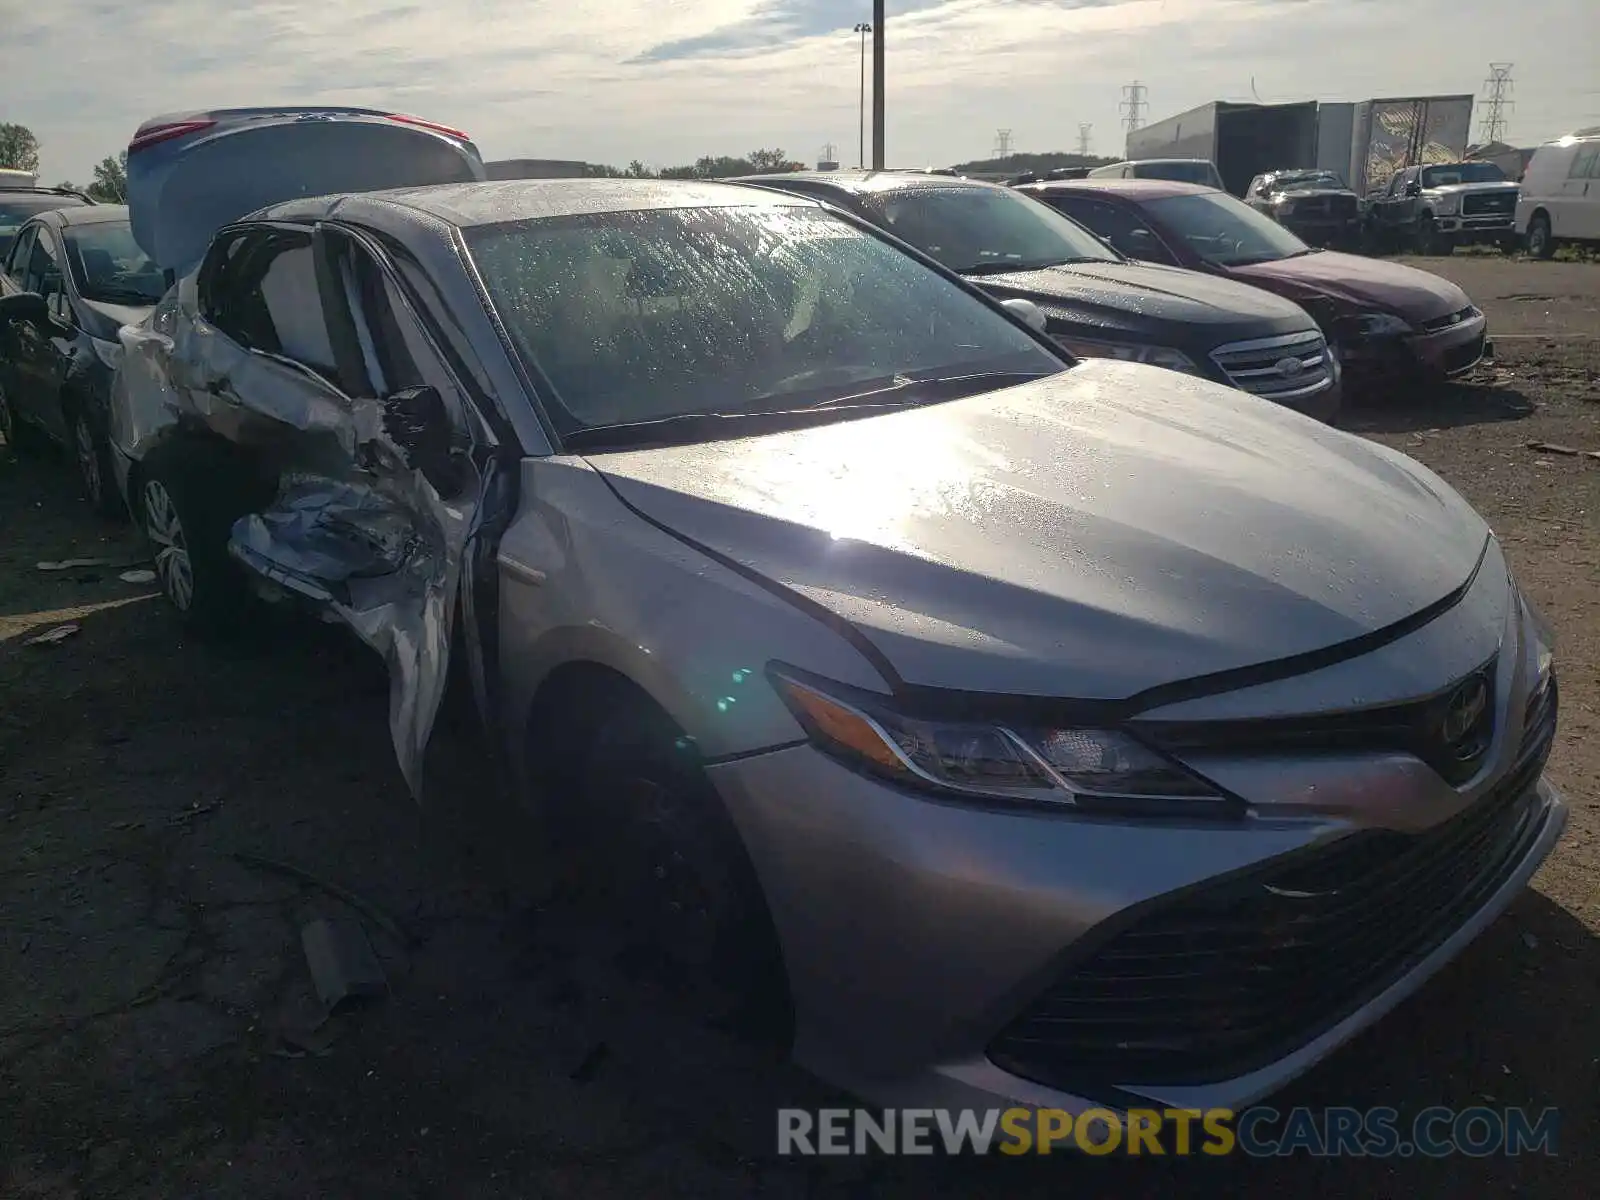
(1514, 130, 1600, 259)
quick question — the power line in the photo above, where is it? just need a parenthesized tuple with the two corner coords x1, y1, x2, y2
(993, 129, 1014, 157)
(1120, 82, 1148, 134)
(1479, 63, 1514, 145)
(1076, 123, 1093, 156)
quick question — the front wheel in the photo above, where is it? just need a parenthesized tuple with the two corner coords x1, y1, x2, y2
(563, 686, 790, 1039)
(1415, 218, 1454, 256)
(1526, 213, 1555, 260)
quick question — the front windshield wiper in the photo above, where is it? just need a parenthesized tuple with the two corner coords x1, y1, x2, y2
(84, 287, 161, 305)
(961, 258, 1103, 275)
(563, 371, 1057, 451)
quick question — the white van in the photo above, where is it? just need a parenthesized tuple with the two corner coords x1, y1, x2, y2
(0, 167, 42, 190)
(1514, 130, 1600, 258)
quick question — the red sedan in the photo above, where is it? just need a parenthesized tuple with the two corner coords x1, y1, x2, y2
(1017, 179, 1491, 389)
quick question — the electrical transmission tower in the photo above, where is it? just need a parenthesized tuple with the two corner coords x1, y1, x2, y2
(1478, 63, 1514, 145)
(1120, 82, 1148, 134)
(993, 129, 1014, 157)
(1076, 123, 1093, 155)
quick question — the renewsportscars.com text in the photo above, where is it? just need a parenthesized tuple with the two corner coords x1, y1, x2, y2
(777, 1105, 1560, 1157)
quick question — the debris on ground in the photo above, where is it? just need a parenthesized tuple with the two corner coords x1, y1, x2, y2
(119, 568, 157, 584)
(36, 557, 116, 571)
(273, 1016, 345, 1059)
(232, 851, 409, 945)
(1526, 441, 1600, 460)
(22, 623, 80, 646)
(300, 916, 388, 1014)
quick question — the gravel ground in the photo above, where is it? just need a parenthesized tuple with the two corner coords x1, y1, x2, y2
(1, 255, 1596, 1197)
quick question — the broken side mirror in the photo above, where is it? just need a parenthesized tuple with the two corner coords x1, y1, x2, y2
(381, 384, 462, 495)
(0, 290, 53, 330)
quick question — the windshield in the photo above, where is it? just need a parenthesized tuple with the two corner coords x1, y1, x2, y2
(1144, 191, 1311, 266)
(1271, 171, 1346, 191)
(1133, 161, 1221, 186)
(1421, 162, 1508, 187)
(64, 219, 166, 305)
(465, 204, 1064, 442)
(858, 185, 1120, 273)
(0, 195, 89, 258)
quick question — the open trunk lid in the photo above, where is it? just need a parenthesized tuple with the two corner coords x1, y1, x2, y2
(127, 107, 485, 277)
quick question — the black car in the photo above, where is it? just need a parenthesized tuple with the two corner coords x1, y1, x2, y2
(735, 172, 1340, 421)
(0, 186, 94, 258)
(1243, 170, 1363, 249)
(0, 204, 165, 515)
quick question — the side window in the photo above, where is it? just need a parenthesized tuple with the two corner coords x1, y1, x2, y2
(1049, 196, 1176, 264)
(25, 229, 64, 300)
(1570, 146, 1599, 180)
(202, 228, 338, 378)
(7, 226, 36, 284)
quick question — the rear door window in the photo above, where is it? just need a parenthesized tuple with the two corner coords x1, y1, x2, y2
(6, 225, 36, 282)
(24, 227, 65, 301)
(1570, 146, 1599, 180)
(201, 229, 339, 379)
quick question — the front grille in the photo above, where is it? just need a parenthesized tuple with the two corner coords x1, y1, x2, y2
(1290, 195, 1358, 219)
(1421, 305, 1480, 333)
(1210, 332, 1334, 400)
(989, 678, 1557, 1091)
(1442, 332, 1487, 374)
(1463, 191, 1517, 216)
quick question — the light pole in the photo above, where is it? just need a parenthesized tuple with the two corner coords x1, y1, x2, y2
(854, 22, 872, 169)
(872, 1, 885, 169)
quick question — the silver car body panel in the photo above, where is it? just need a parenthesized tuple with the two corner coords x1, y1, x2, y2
(586, 359, 1487, 701)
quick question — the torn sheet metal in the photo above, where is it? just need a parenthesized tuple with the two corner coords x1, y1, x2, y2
(112, 284, 482, 799)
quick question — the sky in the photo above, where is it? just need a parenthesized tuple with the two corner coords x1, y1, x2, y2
(10, 0, 1599, 184)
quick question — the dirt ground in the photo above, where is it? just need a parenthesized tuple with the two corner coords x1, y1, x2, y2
(2, 255, 1597, 1198)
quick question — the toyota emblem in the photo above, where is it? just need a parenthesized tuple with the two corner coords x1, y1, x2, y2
(1274, 356, 1304, 378)
(1441, 675, 1491, 759)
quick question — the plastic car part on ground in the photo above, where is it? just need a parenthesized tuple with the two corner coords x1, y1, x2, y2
(112, 287, 483, 799)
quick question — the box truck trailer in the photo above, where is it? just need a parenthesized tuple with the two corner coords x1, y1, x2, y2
(1127, 95, 1475, 198)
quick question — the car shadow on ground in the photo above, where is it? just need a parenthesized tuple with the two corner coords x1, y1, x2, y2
(1340, 377, 1537, 437)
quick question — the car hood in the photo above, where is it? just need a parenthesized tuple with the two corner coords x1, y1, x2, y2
(1227, 250, 1470, 323)
(973, 260, 1314, 344)
(586, 360, 1487, 700)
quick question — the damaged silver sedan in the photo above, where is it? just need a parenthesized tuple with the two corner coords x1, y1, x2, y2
(109, 108, 1564, 1122)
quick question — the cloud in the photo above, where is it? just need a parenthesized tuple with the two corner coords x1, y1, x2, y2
(7, 0, 1595, 184)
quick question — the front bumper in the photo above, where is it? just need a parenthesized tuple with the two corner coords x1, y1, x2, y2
(708, 672, 1563, 1116)
(1281, 215, 1363, 247)
(1433, 214, 1516, 241)
(1338, 309, 1492, 384)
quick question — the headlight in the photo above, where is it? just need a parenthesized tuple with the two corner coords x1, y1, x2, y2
(1433, 194, 1460, 216)
(1051, 336, 1199, 375)
(770, 669, 1230, 813)
(1275, 197, 1296, 215)
(1337, 312, 1412, 340)
(1521, 591, 1555, 699)
(90, 337, 122, 370)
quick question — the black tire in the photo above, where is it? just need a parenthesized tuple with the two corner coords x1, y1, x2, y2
(1527, 212, 1556, 260)
(1415, 217, 1453, 256)
(69, 408, 125, 521)
(135, 440, 275, 633)
(556, 681, 790, 1040)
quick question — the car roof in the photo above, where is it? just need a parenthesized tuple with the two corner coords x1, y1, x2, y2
(1020, 178, 1220, 200)
(737, 170, 1000, 196)
(257, 177, 821, 228)
(44, 203, 128, 227)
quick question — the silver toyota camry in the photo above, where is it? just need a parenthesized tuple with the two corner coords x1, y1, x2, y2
(106, 109, 1564, 1120)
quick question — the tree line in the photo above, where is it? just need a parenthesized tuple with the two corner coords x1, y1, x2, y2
(583, 148, 806, 179)
(1, 122, 127, 200)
